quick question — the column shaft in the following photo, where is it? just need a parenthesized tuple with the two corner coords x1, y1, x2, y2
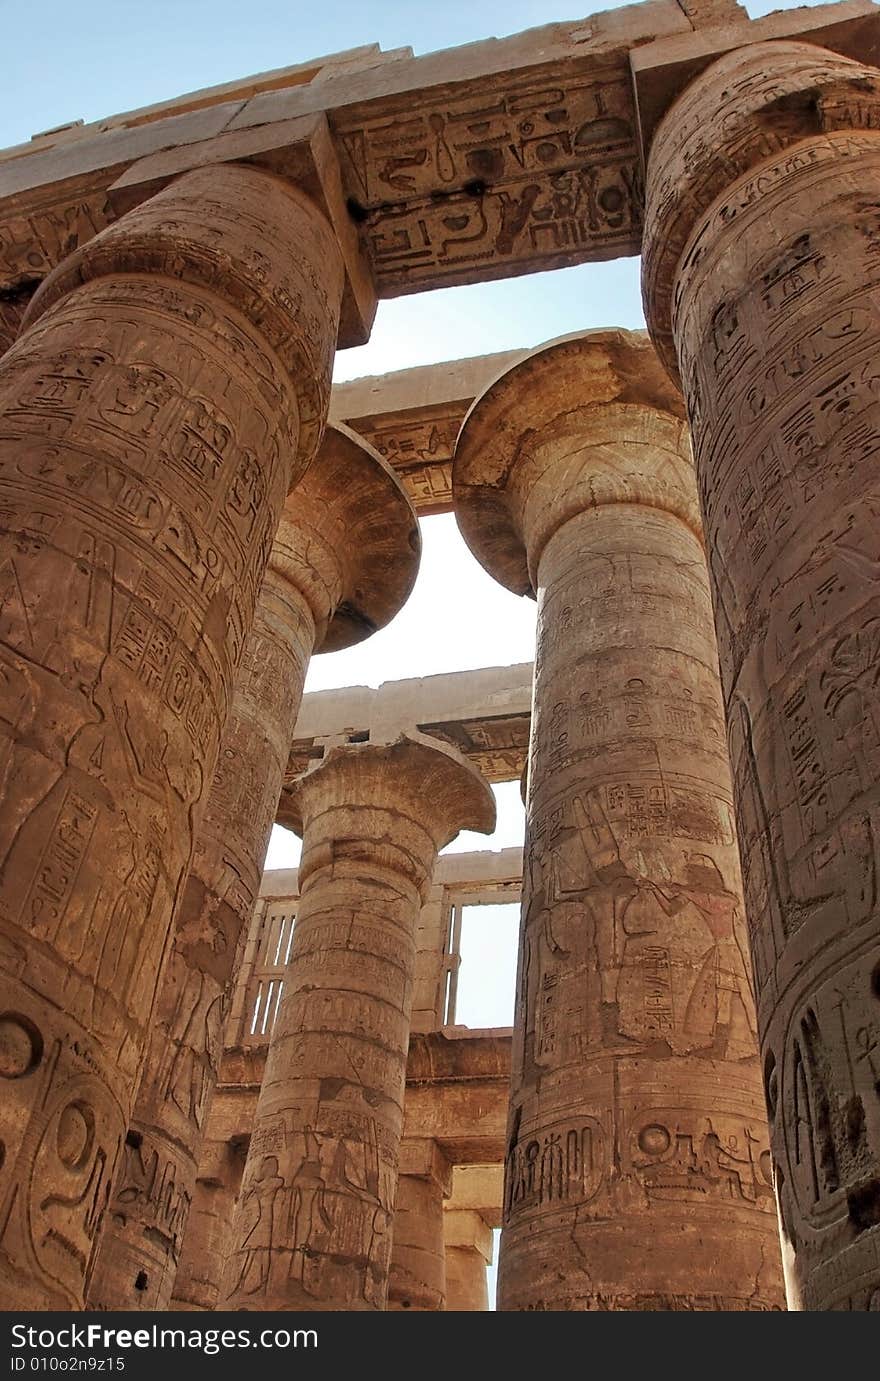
(219, 739, 494, 1311)
(642, 40, 880, 1311)
(443, 1209, 492, 1311)
(506, 501, 781, 1309)
(86, 424, 420, 1308)
(171, 1140, 246, 1312)
(0, 164, 342, 1308)
(387, 1142, 450, 1311)
(454, 332, 784, 1312)
(85, 573, 313, 1308)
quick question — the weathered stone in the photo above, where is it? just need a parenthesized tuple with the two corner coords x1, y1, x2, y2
(642, 39, 880, 1312)
(387, 1138, 452, 1311)
(168, 1137, 247, 1311)
(218, 736, 495, 1310)
(454, 328, 785, 1311)
(0, 163, 343, 1309)
(85, 425, 419, 1308)
(443, 1207, 493, 1311)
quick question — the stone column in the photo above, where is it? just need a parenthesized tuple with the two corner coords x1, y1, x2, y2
(170, 1137, 247, 1311)
(0, 164, 343, 1309)
(387, 1138, 451, 1311)
(454, 329, 784, 1312)
(219, 736, 495, 1311)
(641, 41, 880, 1312)
(444, 1209, 492, 1312)
(86, 426, 419, 1308)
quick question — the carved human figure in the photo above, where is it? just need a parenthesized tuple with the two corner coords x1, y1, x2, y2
(454, 329, 784, 1311)
(642, 39, 880, 1311)
(218, 736, 495, 1310)
(86, 427, 419, 1308)
(0, 163, 344, 1308)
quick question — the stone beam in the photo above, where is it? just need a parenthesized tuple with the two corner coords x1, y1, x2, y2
(447, 1164, 504, 1228)
(4, 1, 875, 354)
(259, 844, 525, 901)
(207, 1030, 511, 1166)
(280, 663, 534, 818)
(330, 351, 525, 513)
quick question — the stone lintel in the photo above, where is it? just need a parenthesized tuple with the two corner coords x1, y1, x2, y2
(443, 1208, 494, 1261)
(259, 844, 525, 900)
(210, 1030, 510, 1166)
(630, 0, 880, 158)
(399, 1138, 453, 1192)
(281, 662, 534, 806)
(447, 1165, 504, 1229)
(330, 350, 525, 514)
(5, 0, 830, 341)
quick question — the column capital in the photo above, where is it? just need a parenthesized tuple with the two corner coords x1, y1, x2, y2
(453, 329, 694, 596)
(21, 162, 344, 475)
(399, 1137, 453, 1196)
(269, 423, 420, 653)
(287, 733, 495, 894)
(641, 40, 880, 381)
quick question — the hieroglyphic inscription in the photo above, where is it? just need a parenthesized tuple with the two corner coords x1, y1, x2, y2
(453, 337, 783, 1309)
(342, 406, 464, 514)
(0, 163, 341, 1308)
(336, 67, 640, 293)
(220, 741, 493, 1310)
(642, 41, 880, 1308)
(86, 576, 312, 1310)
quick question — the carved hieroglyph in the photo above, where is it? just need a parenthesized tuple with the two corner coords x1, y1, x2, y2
(85, 426, 419, 1308)
(454, 329, 785, 1311)
(387, 1139, 451, 1311)
(0, 163, 343, 1308)
(219, 736, 495, 1310)
(642, 41, 880, 1312)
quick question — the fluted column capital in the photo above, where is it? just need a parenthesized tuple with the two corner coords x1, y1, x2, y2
(21, 162, 344, 475)
(641, 40, 880, 381)
(269, 422, 420, 653)
(453, 329, 694, 596)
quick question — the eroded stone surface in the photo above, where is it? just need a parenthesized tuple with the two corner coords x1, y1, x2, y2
(0, 163, 343, 1309)
(387, 1139, 451, 1311)
(218, 736, 495, 1310)
(642, 40, 880, 1312)
(444, 1208, 493, 1311)
(85, 426, 418, 1308)
(454, 328, 785, 1311)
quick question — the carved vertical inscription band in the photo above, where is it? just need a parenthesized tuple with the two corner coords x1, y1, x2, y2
(454, 329, 785, 1311)
(643, 40, 880, 1311)
(0, 163, 343, 1308)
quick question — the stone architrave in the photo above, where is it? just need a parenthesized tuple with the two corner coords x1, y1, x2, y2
(387, 1138, 452, 1311)
(454, 329, 785, 1312)
(641, 40, 880, 1312)
(0, 163, 343, 1309)
(86, 425, 420, 1309)
(444, 1209, 493, 1312)
(218, 736, 495, 1311)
